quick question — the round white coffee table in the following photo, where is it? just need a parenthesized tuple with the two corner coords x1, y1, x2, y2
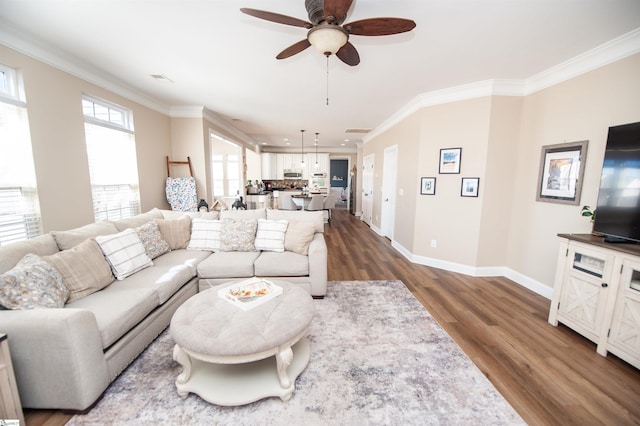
(169, 280, 314, 406)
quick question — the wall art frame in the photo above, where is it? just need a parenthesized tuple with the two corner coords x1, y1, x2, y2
(439, 148, 462, 174)
(420, 177, 436, 195)
(461, 177, 480, 197)
(536, 140, 588, 205)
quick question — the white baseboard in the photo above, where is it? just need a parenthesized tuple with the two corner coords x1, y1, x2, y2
(390, 239, 553, 300)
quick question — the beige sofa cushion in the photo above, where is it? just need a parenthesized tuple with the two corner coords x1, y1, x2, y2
(254, 251, 309, 276)
(45, 239, 114, 303)
(65, 285, 158, 349)
(0, 233, 59, 274)
(220, 208, 267, 220)
(51, 221, 119, 250)
(157, 215, 191, 250)
(110, 208, 164, 231)
(197, 251, 260, 279)
(266, 209, 323, 233)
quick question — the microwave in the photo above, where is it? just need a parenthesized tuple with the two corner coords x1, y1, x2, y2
(283, 169, 303, 179)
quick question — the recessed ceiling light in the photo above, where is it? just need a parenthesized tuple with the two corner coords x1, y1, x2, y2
(261, 142, 268, 145)
(344, 139, 350, 142)
(341, 143, 346, 146)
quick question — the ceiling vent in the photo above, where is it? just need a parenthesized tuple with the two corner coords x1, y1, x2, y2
(345, 128, 371, 134)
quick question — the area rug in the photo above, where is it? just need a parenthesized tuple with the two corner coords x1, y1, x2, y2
(69, 280, 524, 425)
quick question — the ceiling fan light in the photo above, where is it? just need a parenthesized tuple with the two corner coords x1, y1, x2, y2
(308, 26, 348, 55)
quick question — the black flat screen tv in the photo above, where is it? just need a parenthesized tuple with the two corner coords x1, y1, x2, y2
(593, 121, 640, 243)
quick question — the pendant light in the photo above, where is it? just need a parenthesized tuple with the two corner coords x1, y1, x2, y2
(300, 129, 305, 168)
(314, 133, 320, 170)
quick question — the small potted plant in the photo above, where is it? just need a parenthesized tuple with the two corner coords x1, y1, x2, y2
(580, 205, 596, 222)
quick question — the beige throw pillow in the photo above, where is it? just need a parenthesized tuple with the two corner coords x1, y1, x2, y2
(157, 215, 191, 250)
(284, 221, 316, 255)
(45, 239, 114, 303)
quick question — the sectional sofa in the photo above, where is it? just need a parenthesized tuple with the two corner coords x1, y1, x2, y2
(0, 207, 327, 411)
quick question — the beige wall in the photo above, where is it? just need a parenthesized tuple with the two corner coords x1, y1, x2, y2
(0, 44, 172, 232)
(364, 53, 640, 291)
(507, 53, 640, 287)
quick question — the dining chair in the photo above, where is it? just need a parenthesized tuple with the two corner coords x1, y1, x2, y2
(323, 194, 337, 222)
(278, 193, 300, 210)
(306, 194, 324, 212)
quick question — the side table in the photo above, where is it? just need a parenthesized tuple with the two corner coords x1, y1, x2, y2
(0, 333, 24, 425)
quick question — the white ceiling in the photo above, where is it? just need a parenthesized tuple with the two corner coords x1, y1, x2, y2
(1, 0, 640, 150)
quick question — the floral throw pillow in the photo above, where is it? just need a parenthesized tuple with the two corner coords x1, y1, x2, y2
(220, 218, 258, 252)
(136, 220, 170, 259)
(0, 253, 69, 309)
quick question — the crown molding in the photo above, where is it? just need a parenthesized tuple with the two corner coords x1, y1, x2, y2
(203, 108, 258, 147)
(169, 105, 205, 118)
(525, 27, 640, 95)
(0, 20, 172, 116)
(364, 27, 640, 144)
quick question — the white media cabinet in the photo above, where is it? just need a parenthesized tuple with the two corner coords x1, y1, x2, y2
(548, 233, 640, 370)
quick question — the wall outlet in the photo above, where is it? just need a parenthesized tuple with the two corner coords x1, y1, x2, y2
(431, 240, 437, 248)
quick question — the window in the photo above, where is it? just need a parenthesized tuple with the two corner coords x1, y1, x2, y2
(82, 96, 140, 221)
(0, 64, 42, 246)
(210, 133, 242, 197)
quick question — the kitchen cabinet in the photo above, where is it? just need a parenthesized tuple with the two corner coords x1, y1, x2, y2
(263, 153, 329, 180)
(261, 153, 277, 180)
(548, 234, 640, 369)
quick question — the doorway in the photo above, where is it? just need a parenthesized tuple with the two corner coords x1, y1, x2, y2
(381, 145, 397, 239)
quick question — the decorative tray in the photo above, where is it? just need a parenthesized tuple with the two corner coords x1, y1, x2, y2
(218, 277, 283, 311)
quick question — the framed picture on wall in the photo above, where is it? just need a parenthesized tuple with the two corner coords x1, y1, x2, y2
(461, 177, 479, 197)
(536, 141, 588, 205)
(420, 177, 436, 195)
(439, 148, 462, 174)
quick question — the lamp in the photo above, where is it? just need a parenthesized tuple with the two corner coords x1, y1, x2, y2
(314, 133, 320, 170)
(197, 199, 208, 212)
(308, 23, 348, 56)
(300, 129, 305, 168)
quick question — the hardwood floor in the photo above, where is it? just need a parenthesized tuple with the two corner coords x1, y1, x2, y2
(25, 208, 640, 425)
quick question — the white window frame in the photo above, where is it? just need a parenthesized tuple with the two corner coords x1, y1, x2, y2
(0, 63, 42, 245)
(82, 95, 140, 222)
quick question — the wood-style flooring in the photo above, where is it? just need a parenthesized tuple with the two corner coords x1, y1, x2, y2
(24, 208, 640, 425)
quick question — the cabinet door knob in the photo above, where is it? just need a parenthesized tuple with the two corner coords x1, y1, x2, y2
(601, 283, 608, 288)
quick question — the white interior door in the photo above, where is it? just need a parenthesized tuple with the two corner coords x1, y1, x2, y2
(362, 154, 374, 226)
(381, 145, 397, 239)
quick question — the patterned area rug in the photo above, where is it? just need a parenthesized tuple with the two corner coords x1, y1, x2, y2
(69, 281, 524, 425)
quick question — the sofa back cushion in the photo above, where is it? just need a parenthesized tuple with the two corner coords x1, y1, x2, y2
(45, 239, 114, 303)
(267, 209, 324, 233)
(0, 233, 59, 274)
(51, 221, 119, 250)
(220, 208, 267, 221)
(109, 208, 164, 231)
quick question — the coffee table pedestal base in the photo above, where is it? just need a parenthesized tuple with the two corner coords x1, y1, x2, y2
(173, 338, 310, 406)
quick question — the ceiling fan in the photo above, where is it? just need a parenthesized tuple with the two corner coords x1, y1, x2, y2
(240, 0, 416, 66)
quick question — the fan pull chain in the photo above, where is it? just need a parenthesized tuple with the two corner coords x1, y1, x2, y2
(326, 55, 330, 106)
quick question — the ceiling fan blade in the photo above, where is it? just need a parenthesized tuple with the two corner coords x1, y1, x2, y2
(345, 18, 416, 36)
(336, 42, 360, 66)
(323, 0, 353, 24)
(276, 39, 312, 59)
(240, 8, 312, 28)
